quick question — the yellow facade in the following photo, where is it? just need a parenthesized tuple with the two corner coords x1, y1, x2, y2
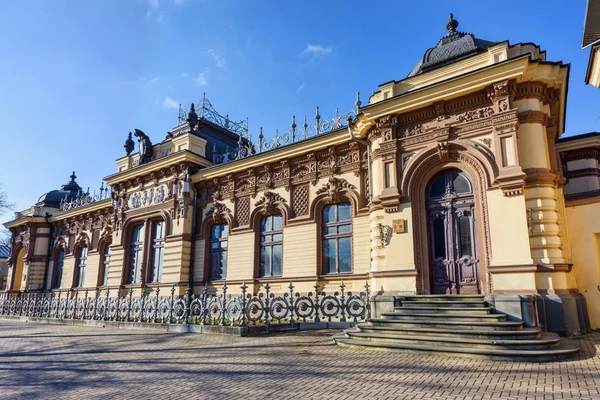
(3, 15, 599, 335)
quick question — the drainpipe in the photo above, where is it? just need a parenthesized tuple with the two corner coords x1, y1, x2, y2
(43, 212, 53, 292)
(347, 116, 372, 203)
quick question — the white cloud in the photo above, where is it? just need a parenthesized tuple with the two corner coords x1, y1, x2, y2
(303, 44, 332, 58)
(163, 96, 179, 110)
(148, 76, 162, 84)
(195, 68, 210, 86)
(206, 49, 227, 69)
(296, 82, 306, 94)
(181, 72, 189, 78)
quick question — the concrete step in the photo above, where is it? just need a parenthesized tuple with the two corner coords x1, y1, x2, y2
(393, 306, 492, 315)
(355, 323, 543, 339)
(380, 312, 506, 322)
(402, 301, 487, 308)
(368, 318, 523, 331)
(342, 329, 561, 350)
(403, 295, 485, 302)
(332, 334, 581, 361)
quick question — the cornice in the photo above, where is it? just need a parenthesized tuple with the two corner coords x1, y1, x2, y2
(50, 198, 113, 222)
(105, 150, 211, 186)
(192, 130, 351, 182)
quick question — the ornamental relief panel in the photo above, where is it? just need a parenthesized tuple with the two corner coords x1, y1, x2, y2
(203, 141, 366, 203)
(128, 184, 167, 209)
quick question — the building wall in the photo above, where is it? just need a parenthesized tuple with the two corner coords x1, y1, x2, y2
(565, 202, 600, 329)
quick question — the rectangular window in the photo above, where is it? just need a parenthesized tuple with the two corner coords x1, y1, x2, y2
(128, 224, 145, 284)
(52, 250, 64, 289)
(209, 224, 228, 280)
(259, 214, 283, 277)
(76, 247, 88, 287)
(322, 203, 352, 274)
(101, 244, 110, 286)
(149, 221, 165, 283)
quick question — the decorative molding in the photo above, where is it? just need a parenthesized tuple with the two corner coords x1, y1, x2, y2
(254, 191, 286, 215)
(315, 177, 356, 204)
(205, 202, 232, 224)
(518, 110, 548, 126)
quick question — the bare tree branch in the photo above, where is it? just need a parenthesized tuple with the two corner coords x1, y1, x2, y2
(0, 183, 15, 217)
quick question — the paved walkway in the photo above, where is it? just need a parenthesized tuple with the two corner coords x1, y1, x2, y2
(0, 320, 599, 399)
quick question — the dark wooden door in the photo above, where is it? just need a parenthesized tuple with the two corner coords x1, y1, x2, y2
(426, 169, 479, 294)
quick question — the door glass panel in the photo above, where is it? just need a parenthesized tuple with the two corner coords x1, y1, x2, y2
(433, 217, 446, 259)
(428, 174, 446, 198)
(453, 173, 471, 194)
(458, 215, 473, 257)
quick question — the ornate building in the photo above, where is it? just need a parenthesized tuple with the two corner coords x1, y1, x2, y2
(3, 15, 600, 336)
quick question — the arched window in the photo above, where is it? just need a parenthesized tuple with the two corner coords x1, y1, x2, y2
(259, 214, 283, 277)
(149, 220, 165, 283)
(99, 244, 110, 286)
(127, 224, 145, 284)
(209, 224, 228, 281)
(51, 250, 65, 289)
(427, 168, 472, 199)
(322, 202, 352, 274)
(74, 246, 88, 287)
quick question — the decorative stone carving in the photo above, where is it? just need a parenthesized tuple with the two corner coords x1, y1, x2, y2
(315, 177, 356, 204)
(205, 202, 232, 224)
(458, 107, 494, 122)
(254, 191, 286, 215)
(236, 196, 250, 226)
(436, 142, 449, 160)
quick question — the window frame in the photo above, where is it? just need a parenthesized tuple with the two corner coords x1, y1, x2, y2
(258, 214, 283, 278)
(73, 246, 88, 288)
(51, 248, 65, 289)
(126, 223, 145, 285)
(321, 202, 353, 275)
(148, 220, 166, 283)
(98, 242, 111, 287)
(208, 223, 228, 281)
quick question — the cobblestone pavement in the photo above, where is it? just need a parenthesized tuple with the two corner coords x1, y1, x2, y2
(0, 321, 599, 400)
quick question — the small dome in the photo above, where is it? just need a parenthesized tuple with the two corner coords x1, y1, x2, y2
(407, 14, 497, 78)
(36, 171, 82, 208)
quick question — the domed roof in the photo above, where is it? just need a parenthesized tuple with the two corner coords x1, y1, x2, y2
(36, 171, 83, 208)
(407, 14, 497, 78)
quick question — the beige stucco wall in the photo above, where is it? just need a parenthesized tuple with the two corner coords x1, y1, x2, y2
(566, 202, 600, 329)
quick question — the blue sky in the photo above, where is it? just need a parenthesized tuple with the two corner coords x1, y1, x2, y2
(1, 0, 599, 219)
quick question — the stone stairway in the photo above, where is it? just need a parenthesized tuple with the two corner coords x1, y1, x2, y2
(333, 295, 580, 361)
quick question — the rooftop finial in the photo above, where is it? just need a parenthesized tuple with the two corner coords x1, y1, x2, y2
(70, 171, 77, 181)
(446, 13, 458, 35)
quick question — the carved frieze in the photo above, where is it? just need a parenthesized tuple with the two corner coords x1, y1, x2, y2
(129, 184, 167, 209)
(205, 202, 232, 224)
(517, 110, 547, 126)
(254, 191, 286, 215)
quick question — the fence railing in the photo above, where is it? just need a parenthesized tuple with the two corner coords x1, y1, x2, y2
(0, 281, 370, 327)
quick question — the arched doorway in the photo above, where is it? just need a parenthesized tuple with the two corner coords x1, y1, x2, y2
(11, 247, 25, 291)
(426, 168, 479, 294)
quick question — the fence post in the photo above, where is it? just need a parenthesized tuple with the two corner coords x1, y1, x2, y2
(73, 289, 79, 319)
(313, 283, 320, 323)
(153, 287, 160, 323)
(115, 289, 122, 321)
(201, 282, 208, 326)
(140, 286, 147, 322)
(340, 281, 346, 322)
(263, 283, 270, 326)
(365, 281, 371, 320)
(220, 281, 227, 326)
(93, 288, 99, 320)
(82, 290, 89, 320)
(183, 285, 191, 325)
(288, 282, 295, 327)
(240, 281, 247, 328)
(168, 284, 175, 324)
(103, 289, 110, 321)
(126, 289, 133, 322)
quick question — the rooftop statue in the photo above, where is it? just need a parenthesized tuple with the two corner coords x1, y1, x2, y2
(186, 103, 199, 132)
(124, 131, 135, 156)
(134, 129, 153, 164)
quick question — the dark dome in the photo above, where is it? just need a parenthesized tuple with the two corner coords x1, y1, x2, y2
(407, 14, 497, 78)
(36, 171, 82, 208)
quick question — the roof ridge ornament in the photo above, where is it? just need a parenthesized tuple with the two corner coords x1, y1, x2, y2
(446, 13, 458, 36)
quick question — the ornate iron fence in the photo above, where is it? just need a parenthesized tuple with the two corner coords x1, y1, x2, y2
(177, 93, 363, 165)
(0, 281, 370, 327)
